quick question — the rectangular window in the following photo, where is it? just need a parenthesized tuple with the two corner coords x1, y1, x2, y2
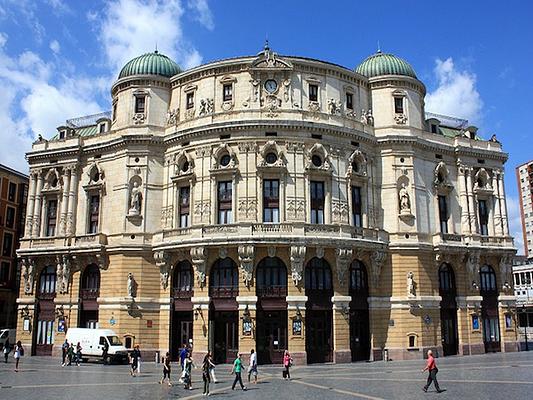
(478, 199, 489, 236)
(352, 186, 362, 227)
(431, 124, 438, 134)
(88, 194, 100, 234)
(112, 102, 117, 121)
(263, 179, 280, 223)
(0, 261, 9, 284)
(2, 233, 13, 257)
(309, 84, 318, 102)
(134, 95, 146, 114)
(310, 181, 325, 224)
(394, 97, 404, 114)
(99, 123, 106, 134)
(5, 206, 15, 229)
(346, 93, 353, 110)
(186, 92, 194, 109)
(179, 186, 190, 228)
(8, 182, 17, 202)
(46, 199, 58, 237)
(217, 181, 232, 224)
(223, 84, 233, 102)
(438, 195, 448, 234)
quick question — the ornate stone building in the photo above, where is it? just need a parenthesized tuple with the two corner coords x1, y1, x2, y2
(17, 44, 518, 363)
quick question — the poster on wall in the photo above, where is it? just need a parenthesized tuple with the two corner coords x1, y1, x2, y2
(292, 320, 302, 335)
(23, 318, 30, 332)
(58, 318, 66, 333)
(243, 321, 253, 336)
(472, 314, 479, 330)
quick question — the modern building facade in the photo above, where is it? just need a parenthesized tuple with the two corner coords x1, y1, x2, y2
(513, 259, 533, 350)
(517, 160, 533, 258)
(0, 164, 28, 329)
(16, 45, 518, 363)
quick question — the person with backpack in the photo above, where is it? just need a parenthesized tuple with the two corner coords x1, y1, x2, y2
(13, 341, 23, 372)
(3, 338, 11, 363)
(231, 353, 247, 391)
(159, 352, 172, 387)
(61, 339, 69, 366)
(283, 350, 292, 380)
(247, 349, 257, 384)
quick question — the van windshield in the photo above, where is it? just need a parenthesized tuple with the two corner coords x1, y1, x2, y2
(107, 336, 122, 346)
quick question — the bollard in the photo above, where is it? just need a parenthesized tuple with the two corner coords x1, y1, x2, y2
(155, 351, 160, 364)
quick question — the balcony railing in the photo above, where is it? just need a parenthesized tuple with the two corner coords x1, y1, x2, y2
(209, 286, 238, 298)
(256, 285, 287, 298)
(172, 287, 193, 299)
(80, 288, 99, 300)
(37, 292, 56, 300)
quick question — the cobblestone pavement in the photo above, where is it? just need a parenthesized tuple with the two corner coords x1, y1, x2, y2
(1, 351, 532, 399)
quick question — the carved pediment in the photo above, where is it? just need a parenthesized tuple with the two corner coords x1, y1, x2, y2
(347, 149, 368, 179)
(257, 140, 287, 170)
(305, 143, 332, 173)
(433, 161, 453, 193)
(249, 43, 293, 71)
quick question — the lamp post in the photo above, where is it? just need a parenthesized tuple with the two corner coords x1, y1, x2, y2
(520, 305, 529, 351)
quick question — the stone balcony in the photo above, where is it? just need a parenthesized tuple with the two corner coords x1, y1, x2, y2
(432, 232, 514, 249)
(156, 222, 388, 246)
(20, 233, 108, 252)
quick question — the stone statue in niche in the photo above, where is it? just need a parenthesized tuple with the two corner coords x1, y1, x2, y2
(399, 183, 411, 214)
(366, 109, 374, 126)
(407, 271, 415, 297)
(129, 181, 142, 216)
(360, 109, 367, 124)
(127, 272, 135, 298)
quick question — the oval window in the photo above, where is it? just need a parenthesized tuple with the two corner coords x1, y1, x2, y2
(220, 154, 231, 167)
(311, 154, 322, 167)
(265, 152, 278, 164)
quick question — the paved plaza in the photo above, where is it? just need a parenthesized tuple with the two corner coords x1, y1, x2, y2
(1, 352, 532, 399)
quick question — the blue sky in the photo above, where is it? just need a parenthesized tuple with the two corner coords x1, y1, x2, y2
(0, 0, 531, 252)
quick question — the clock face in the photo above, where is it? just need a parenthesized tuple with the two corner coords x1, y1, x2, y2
(264, 79, 278, 93)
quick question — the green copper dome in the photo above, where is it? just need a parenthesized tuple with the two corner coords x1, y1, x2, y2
(118, 51, 182, 79)
(355, 51, 417, 79)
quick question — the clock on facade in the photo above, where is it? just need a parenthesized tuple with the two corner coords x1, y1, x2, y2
(264, 79, 278, 93)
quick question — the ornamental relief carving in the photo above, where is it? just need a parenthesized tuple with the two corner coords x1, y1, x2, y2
(331, 201, 349, 223)
(199, 98, 214, 116)
(290, 245, 306, 286)
(327, 98, 342, 115)
(133, 113, 145, 125)
(194, 200, 211, 219)
(286, 197, 305, 220)
(238, 198, 257, 219)
(166, 108, 179, 126)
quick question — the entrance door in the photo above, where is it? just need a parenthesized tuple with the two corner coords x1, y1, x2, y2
(305, 310, 332, 364)
(256, 310, 287, 364)
(350, 309, 370, 361)
(171, 311, 193, 360)
(35, 319, 54, 356)
(440, 308, 458, 356)
(482, 312, 501, 353)
(212, 311, 238, 364)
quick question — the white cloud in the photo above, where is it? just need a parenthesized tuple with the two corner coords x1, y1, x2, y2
(507, 195, 525, 255)
(0, 35, 102, 172)
(49, 39, 60, 54)
(98, 0, 206, 73)
(188, 0, 214, 30)
(425, 57, 483, 123)
(46, 0, 72, 14)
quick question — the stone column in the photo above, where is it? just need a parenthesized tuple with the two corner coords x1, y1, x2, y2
(457, 163, 471, 234)
(492, 172, 502, 236)
(66, 166, 79, 236)
(59, 168, 71, 236)
(466, 167, 477, 234)
(286, 295, 307, 365)
(237, 292, 257, 364)
(498, 172, 510, 236)
(332, 296, 351, 363)
(32, 171, 44, 237)
(191, 295, 210, 365)
(25, 171, 37, 237)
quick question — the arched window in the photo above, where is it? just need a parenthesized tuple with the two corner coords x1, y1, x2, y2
(209, 258, 238, 297)
(438, 263, 456, 293)
(480, 265, 497, 293)
(256, 257, 287, 297)
(81, 264, 100, 294)
(173, 260, 193, 297)
(305, 257, 332, 291)
(349, 260, 368, 296)
(39, 265, 56, 294)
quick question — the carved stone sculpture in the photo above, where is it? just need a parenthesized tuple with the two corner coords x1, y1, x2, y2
(335, 248, 353, 286)
(370, 250, 387, 286)
(127, 272, 135, 298)
(21, 258, 35, 295)
(166, 108, 179, 126)
(238, 245, 255, 286)
(191, 246, 207, 287)
(129, 181, 142, 216)
(290, 245, 306, 286)
(407, 271, 415, 297)
(154, 251, 171, 290)
(399, 183, 411, 214)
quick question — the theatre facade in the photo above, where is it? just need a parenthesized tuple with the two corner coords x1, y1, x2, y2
(16, 44, 518, 364)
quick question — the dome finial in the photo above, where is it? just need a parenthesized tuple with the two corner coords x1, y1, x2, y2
(155, 42, 158, 54)
(264, 38, 270, 52)
(377, 40, 381, 53)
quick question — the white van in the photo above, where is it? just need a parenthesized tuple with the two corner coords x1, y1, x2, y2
(0, 329, 16, 350)
(65, 328, 128, 364)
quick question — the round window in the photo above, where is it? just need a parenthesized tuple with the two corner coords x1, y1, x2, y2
(181, 161, 190, 172)
(220, 154, 231, 167)
(265, 152, 278, 164)
(311, 154, 322, 167)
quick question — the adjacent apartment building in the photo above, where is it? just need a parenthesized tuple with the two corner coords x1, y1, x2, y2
(0, 164, 28, 328)
(517, 160, 533, 258)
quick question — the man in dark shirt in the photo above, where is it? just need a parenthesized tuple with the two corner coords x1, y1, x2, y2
(130, 345, 141, 376)
(422, 349, 444, 393)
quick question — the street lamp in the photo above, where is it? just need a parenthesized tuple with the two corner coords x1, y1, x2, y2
(520, 305, 529, 351)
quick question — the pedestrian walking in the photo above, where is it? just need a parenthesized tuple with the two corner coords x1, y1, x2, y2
(182, 352, 196, 390)
(130, 345, 141, 376)
(422, 350, 444, 393)
(136, 344, 142, 374)
(247, 349, 257, 384)
(61, 339, 69, 366)
(3, 338, 11, 363)
(179, 344, 188, 371)
(102, 339, 109, 365)
(75, 342, 83, 366)
(67, 343, 75, 366)
(231, 353, 247, 391)
(202, 353, 211, 396)
(159, 352, 172, 387)
(282, 350, 292, 380)
(13, 341, 23, 372)
(207, 352, 217, 384)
